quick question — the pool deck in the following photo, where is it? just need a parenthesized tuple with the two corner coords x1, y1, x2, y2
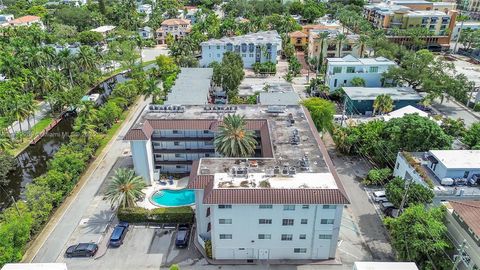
(137, 177, 190, 210)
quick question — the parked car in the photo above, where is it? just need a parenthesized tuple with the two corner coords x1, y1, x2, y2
(109, 222, 129, 247)
(175, 224, 191, 248)
(372, 190, 388, 202)
(384, 207, 400, 218)
(65, 243, 98, 258)
(380, 201, 395, 212)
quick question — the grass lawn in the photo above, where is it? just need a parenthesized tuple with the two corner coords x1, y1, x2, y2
(9, 117, 54, 156)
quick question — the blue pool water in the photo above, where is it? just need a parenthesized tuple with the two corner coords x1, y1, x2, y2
(151, 189, 195, 207)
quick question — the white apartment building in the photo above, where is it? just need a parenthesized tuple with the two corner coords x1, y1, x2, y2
(125, 105, 349, 261)
(199, 31, 282, 68)
(324, 55, 396, 91)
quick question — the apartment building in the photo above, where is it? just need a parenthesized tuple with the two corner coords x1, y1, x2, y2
(324, 55, 396, 91)
(308, 30, 362, 63)
(156, 19, 191, 45)
(199, 31, 282, 68)
(363, 1, 458, 48)
(125, 105, 349, 261)
(458, 0, 480, 12)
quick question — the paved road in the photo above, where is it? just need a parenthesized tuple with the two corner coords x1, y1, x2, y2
(323, 135, 395, 261)
(142, 46, 169, 62)
(431, 98, 480, 127)
(30, 97, 151, 263)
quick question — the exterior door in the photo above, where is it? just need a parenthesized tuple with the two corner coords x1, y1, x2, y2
(258, 249, 269, 260)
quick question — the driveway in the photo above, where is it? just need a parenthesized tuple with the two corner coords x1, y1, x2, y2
(142, 46, 170, 62)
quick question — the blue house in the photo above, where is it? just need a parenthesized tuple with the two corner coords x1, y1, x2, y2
(343, 86, 422, 115)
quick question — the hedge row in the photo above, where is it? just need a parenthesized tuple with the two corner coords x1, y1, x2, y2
(117, 206, 194, 224)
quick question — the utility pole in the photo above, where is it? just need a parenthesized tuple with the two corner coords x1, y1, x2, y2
(340, 98, 347, 127)
(399, 178, 413, 212)
(452, 240, 467, 270)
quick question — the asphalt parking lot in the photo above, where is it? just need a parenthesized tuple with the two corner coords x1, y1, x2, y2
(59, 226, 201, 270)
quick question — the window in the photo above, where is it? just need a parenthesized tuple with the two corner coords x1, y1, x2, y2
(333, 67, 342, 74)
(281, 234, 293, 241)
(294, 248, 307, 253)
(219, 234, 232, 239)
(259, 205, 273, 209)
(319, 234, 333, 239)
(301, 219, 308, 224)
(299, 234, 306, 239)
(346, 67, 355, 73)
(175, 154, 182, 158)
(396, 162, 400, 169)
(172, 130, 179, 134)
(258, 234, 271, 239)
(176, 165, 184, 169)
(219, 219, 232, 224)
(282, 219, 294, 226)
(302, 205, 309, 209)
(259, 219, 272, 224)
(284, 205, 295, 211)
(322, 205, 337, 209)
(203, 130, 209, 134)
(174, 141, 180, 146)
(242, 54, 246, 57)
(321, 219, 335, 224)
(369, 66, 379, 73)
(218, 205, 232, 209)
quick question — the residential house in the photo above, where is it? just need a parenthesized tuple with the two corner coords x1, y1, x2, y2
(443, 200, 480, 270)
(137, 4, 152, 15)
(457, 0, 479, 12)
(308, 30, 362, 63)
(324, 55, 396, 91)
(179, 6, 200, 24)
(200, 31, 282, 68)
(91, 25, 116, 37)
(5, 15, 44, 29)
(124, 105, 349, 261)
(156, 19, 191, 45)
(451, 21, 480, 41)
(342, 87, 422, 115)
(0, 14, 14, 26)
(363, 1, 458, 48)
(138, 26, 154, 39)
(353, 262, 419, 270)
(289, 31, 308, 49)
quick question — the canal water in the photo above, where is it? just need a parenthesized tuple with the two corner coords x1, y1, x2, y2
(0, 73, 128, 209)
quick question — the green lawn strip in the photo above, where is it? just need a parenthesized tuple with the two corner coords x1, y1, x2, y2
(9, 117, 54, 157)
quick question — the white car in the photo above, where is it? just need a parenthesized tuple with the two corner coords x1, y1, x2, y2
(372, 190, 388, 202)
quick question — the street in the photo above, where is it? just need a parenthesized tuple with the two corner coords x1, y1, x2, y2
(432, 98, 480, 127)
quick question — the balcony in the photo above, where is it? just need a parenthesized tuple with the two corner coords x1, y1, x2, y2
(153, 148, 215, 153)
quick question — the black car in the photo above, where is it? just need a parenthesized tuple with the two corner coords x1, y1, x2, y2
(109, 222, 129, 247)
(175, 224, 190, 248)
(65, 243, 98, 258)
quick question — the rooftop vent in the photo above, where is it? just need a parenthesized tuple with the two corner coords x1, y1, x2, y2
(287, 113, 295, 125)
(273, 166, 280, 175)
(231, 166, 248, 177)
(204, 106, 237, 113)
(300, 155, 310, 170)
(149, 104, 185, 113)
(290, 129, 300, 145)
(289, 167, 296, 175)
(282, 165, 289, 175)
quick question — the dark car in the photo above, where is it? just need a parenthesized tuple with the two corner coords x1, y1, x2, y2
(109, 222, 129, 247)
(65, 243, 98, 258)
(175, 224, 190, 248)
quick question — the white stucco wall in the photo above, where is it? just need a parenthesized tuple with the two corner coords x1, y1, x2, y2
(130, 140, 154, 185)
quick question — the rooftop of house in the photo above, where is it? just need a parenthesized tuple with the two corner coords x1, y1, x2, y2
(289, 30, 308, 38)
(310, 29, 359, 40)
(258, 92, 300, 105)
(343, 87, 422, 101)
(201, 30, 282, 46)
(405, 10, 450, 17)
(428, 150, 480, 169)
(327, 55, 396, 66)
(91, 25, 116, 33)
(8, 15, 40, 25)
(447, 200, 480, 237)
(161, 18, 191, 26)
(125, 105, 349, 204)
(382, 105, 428, 121)
(164, 68, 213, 105)
(353, 262, 419, 270)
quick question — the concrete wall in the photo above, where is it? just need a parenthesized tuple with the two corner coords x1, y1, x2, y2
(427, 160, 480, 180)
(393, 153, 429, 187)
(208, 204, 343, 260)
(325, 63, 394, 91)
(130, 140, 154, 185)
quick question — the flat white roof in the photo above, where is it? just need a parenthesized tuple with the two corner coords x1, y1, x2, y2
(91, 25, 116, 33)
(429, 150, 480, 169)
(354, 262, 419, 270)
(327, 55, 396, 66)
(343, 87, 422, 101)
(1, 263, 68, 270)
(382, 105, 428, 121)
(214, 172, 338, 189)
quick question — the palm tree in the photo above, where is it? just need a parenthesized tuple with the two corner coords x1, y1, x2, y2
(317, 31, 329, 71)
(373, 94, 394, 115)
(214, 114, 257, 157)
(57, 49, 75, 85)
(104, 168, 146, 208)
(0, 131, 13, 153)
(357, 35, 368, 57)
(20, 94, 38, 130)
(453, 14, 470, 53)
(335, 33, 347, 57)
(77, 46, 98, 72)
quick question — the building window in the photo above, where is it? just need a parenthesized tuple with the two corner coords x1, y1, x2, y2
(321, 219, 335, 224)
(174, 141, 180, 146)
(323, 205, 337, 209)
(346, 67, 355, 73)
(242, 54, 246, 57)
(333, 67, 342, 74)
(396, 162, 400, 169)
(172, 130, 179, 134)
(284, 205, 295, 211)
(216, 45, 220, 49)
(218, 205, 232, 209)
(319, 234, 333, 239)
(299, 234, 306, 239)
(369, 66, 379, 73)
(219, 234, 232, 239)
(175, 153, 181, 158)
(203, 130, 209, 134)
(301, 219, 308, 224)
(207, 222, 211, 232)
(282, 219, 294, 226)
(258, 234, 271, 239)
(206, 207, 210, 217)
(219, 219, 232, 224)
(176, 165, 184, 169)
(294, 248, 307, 253)
(259, 205, 273, 209)
(281, 234, 293, 241)
(259, 219, 272, 224)
(302, 205, 309, 209)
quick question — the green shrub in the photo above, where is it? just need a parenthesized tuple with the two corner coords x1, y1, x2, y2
(204, 240, 212, 259)
(117, 206, 194, 224)
(363, 168, 392, 186)
(474, 103, 480, 112)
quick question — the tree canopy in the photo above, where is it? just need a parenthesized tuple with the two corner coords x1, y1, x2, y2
(385, 177, 434, 208)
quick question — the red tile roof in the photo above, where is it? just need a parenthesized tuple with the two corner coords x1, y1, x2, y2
(161, 18, 191, 26)
(289, 31, 308, 38)
(449, 200, 480, 237)
(9, 15, 40, 25)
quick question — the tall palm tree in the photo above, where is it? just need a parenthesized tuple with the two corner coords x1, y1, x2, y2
(357, 35, 368, 57)
(335, 33, 347, 57)
(57, 49, 75, 85)
(20, 94, 38, 130)
(453, 14, 470, 53)
(214, 114, 257, 157)
(104, 168, 146, 208)
(317, 31, 330, 71)
(0, 131, 13, 153)
(77, 46, 99, 72)
(373, 94, 394, 115)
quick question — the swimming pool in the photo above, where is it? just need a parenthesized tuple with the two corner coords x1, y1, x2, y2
(150, 189, 195, 207)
